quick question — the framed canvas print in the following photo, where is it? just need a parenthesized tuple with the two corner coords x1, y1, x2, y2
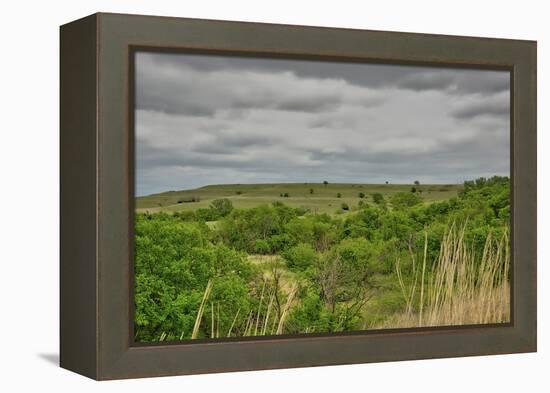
(60, 13, 537, 380)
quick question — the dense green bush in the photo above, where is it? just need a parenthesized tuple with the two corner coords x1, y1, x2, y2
(209, 198, 234, 217)
(283, 243, 317, 271)
(371, 192, 385, 205)
(195, 208, 220, 221)
(134, 214, 254, 341)
(390, 192, 422, 209)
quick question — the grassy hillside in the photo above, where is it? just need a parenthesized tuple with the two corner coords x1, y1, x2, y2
(136, 183, 463, 214)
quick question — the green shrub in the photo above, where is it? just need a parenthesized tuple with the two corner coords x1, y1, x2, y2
(254, 239, 271, 254)
(134, 215, 254, 341)
(173, 211, 198, 221)
(390, 192, 422, 209)
(196, 208, 220, 221)
(209, 198, 234, 217)
(283, 243, 317, 271)
(371, 193, 384, 205)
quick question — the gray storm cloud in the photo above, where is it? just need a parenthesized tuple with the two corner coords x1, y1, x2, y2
(135, 51, 510, 196)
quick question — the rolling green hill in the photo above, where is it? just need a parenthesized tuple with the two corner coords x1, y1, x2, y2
(136, 182, 463, 214)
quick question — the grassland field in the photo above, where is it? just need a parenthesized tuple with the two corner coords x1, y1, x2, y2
(136, 182, 463, 215)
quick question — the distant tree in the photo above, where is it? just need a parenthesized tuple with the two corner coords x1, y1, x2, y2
(358, 192, 365, 199)
(411, 187, 417, 193)
(336, 193, 342, 198)
(341, 202, 349, 211)
(385, 181, 389, 184)
(414, 180, 420, 185)
(209, 198, 234, 217)
(323, 181, 329, 185)
(284, 192, 290, 198)
(177, 196, 200, 204)
(371, 193, 384, 205)
(235, 190, 242, 195)
(309, 188, 314, 194)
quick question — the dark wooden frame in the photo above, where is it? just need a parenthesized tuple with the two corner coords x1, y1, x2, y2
(60, 12, 537, 380)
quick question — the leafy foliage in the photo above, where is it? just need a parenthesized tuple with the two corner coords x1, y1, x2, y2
(371, 192, 385, 205)
(390, 192, 422, 209)
(135, 176, 510, 341)
(209, 198, 234, 217)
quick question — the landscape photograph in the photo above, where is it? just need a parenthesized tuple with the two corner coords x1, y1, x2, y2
(133, 51, 511, 343)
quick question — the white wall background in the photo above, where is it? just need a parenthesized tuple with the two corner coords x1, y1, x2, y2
(0, 0, 546, 391)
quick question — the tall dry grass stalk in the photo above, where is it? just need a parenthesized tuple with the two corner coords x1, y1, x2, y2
(262, 290, 275, 335)
(276, 283, 298, 334)
(226, 307, 241, 337)
(235, 278, 298, 337)
(188, 276, 299, 339)
(388, 224, 510, 328)
(191, 279, 213, 339)
(254, 279, 266, 336)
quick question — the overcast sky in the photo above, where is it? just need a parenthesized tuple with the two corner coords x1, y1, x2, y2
(135, 51, 510, 196)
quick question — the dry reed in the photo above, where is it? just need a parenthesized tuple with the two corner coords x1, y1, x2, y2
(276, 284, 298, 334)
(191, 279, 213, 339)
(385, 224, 510, 328)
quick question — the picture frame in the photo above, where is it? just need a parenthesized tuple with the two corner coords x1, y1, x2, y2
(60, 12, 537, 380)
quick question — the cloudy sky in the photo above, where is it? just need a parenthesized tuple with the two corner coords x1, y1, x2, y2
(135, 51, 510, 196)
